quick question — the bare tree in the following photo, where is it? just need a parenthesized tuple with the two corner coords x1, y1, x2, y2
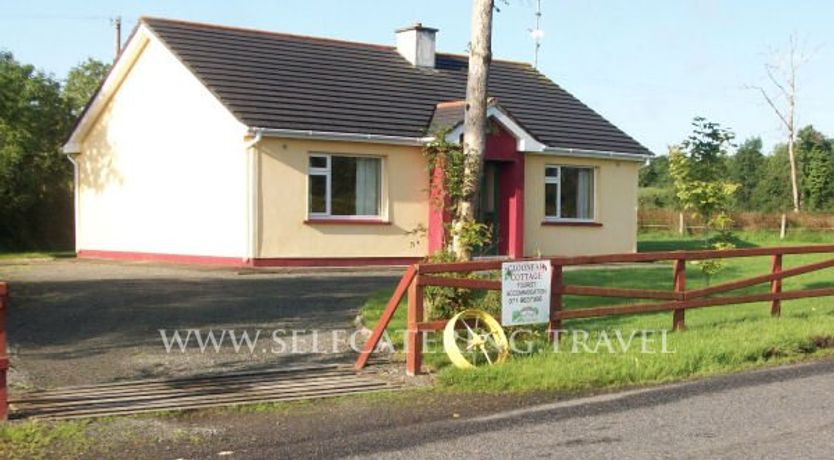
(453, 0, 495, 260)
(749, 34, 814, 213)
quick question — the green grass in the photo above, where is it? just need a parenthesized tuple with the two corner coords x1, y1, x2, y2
(0, 419, 92, 460)
(0, 251, 74, 260)
(360, 230, 834, 392)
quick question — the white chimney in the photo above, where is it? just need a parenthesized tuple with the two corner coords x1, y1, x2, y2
(395, 23, 437, 68)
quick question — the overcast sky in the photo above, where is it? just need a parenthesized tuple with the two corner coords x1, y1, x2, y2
(2, 0, 832, 155)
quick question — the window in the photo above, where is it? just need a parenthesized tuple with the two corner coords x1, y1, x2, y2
(308, 154, 382, 217)
(544, 166, 594, 220)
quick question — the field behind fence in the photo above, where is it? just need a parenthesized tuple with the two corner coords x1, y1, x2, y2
(639, 209, 834, 233)
(355, 244, 834, 376)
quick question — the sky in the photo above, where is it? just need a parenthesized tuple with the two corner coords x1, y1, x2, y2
(1, 0, 832, 155)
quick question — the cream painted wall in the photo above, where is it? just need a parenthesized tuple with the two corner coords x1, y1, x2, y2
(77, 36, 250, 258)
(523, 154, 640, 256)
(256, 138, 429, 258)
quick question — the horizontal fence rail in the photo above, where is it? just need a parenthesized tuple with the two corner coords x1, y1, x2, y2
(355, 245, 834, 375)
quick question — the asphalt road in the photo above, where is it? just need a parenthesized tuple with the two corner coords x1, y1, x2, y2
(286, 359, 834, 459)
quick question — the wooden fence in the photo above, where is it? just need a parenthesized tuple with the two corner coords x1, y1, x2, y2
(639, 209, 834, 233)
(355, 245, 834, 375)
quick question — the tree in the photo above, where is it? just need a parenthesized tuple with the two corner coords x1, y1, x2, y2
(729, 137, 764, 210)
(453, 0, 495, 261)
(638, 155, 675, 210)
(749, 34, 814, 213)
(0, 51, 73, 249)
(64, 58, 110, 117)
(669, 118, 739, 237)
(796, 125, 834, 211)
(751, 145, 793, 212)
(639, 155, 670, 188)
(669, 119, 740, 288)
(680, 116, 734, 182)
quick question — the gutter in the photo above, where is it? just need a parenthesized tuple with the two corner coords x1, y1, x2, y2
(251, 127, 432, 146)
(250, 127, 649, 162)
(542, 146, 651, 163)
(245, 128, 263, 149)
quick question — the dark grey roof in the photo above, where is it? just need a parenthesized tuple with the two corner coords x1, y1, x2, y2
(428, 98, 520, 135)
(428, 101, 466, 134)
(143, 17, 650, 155)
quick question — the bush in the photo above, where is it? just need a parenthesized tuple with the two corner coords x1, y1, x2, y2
(422, 250, 502, 320)
(638, 187, 675, 209)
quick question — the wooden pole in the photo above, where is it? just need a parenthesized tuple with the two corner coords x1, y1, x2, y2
(454, 0, 494, 259)
(780, 213, 787, 240)
(678, 212, 685, 235)
(548, 263, 563, 342)
(672, 259, 686, 331)
(405, 277, 424, 376)
(770, 254, 783, 316)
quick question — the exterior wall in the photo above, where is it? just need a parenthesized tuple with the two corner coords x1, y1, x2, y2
(76, 36, 250, 259)
(256, 138, 429, 260)
(523, 153, 641, 256)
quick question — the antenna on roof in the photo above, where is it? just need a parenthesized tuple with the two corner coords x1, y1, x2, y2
(528, 0, 543, 68)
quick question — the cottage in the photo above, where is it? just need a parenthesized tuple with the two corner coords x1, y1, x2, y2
(63, 17, 651, 267)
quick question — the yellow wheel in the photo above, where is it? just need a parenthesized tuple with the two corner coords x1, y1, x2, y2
(443, 309, 509, 369)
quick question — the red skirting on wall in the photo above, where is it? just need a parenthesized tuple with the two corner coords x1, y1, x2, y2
(77, 250, 246, 267)
(77, 250, 421, 268)
(250, 257, 422, 267)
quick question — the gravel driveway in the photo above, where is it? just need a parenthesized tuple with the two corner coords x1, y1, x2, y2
(0, 259, 400, 391)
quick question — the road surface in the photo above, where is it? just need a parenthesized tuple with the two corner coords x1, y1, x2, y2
(320, 359, 834, 459)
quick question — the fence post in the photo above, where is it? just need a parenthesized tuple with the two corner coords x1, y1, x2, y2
(672, 259, 686, 331)
(678, 212, 685, 235)
(779, 213, 787, 240)
(0, 282, 8, 421)
(548, 263, 564, 343)
(405, 276, 423, 376)
(770, 254, 783, 317)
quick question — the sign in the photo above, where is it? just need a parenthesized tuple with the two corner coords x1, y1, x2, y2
(501, 260, 552, 326)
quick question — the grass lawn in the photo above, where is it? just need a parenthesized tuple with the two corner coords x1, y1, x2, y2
(0, 251, 74, 260)
(361, 230, 834, 393)
(0, 419, 91, 460)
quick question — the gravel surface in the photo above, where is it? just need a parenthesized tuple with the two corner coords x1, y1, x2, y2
(0, 258, 400, 391)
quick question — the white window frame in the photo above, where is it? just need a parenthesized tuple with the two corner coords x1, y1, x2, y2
(543, 165, 596, 222)
(307, 153, 383, 220)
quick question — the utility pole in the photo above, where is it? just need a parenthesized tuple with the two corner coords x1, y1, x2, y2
(530, 0, 543, 68)
(454, 0, 494, 261)
(111, 16, 122, 60)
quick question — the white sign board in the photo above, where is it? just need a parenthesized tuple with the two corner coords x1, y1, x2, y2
(501, 260, 552, 326)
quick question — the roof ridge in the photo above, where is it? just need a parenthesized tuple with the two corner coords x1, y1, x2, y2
(140, 16, 395, 52)
(435, 51, 533, 67)
(140, 16, 533, 65)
